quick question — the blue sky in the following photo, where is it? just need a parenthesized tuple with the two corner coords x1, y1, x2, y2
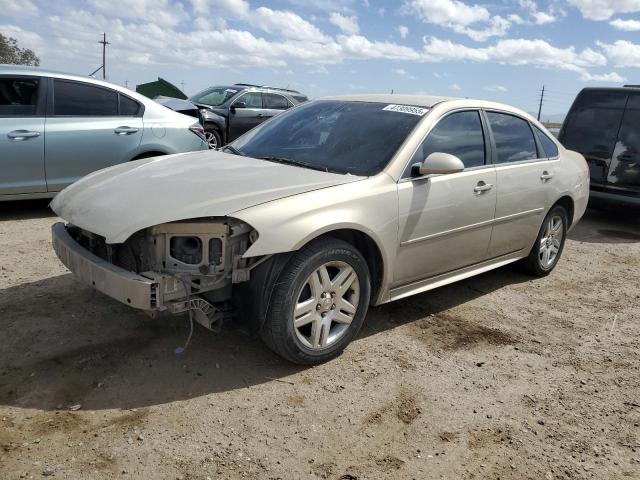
(2, 0, 640, 119)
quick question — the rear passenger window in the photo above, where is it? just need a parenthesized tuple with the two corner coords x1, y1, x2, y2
(54, 79, 118, 116)
(264, 93, 290, 110)
(0, 77, 40, 116)
(408, 111, 485, 173)
(119, 94, 141, 116)
(235, 92, 262, 108)
(487, 112, 537, 163)
(534, 126, 559, 158)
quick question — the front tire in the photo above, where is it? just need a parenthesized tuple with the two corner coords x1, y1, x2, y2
(520, 205, 568, 276)
(204, 126, 222, 149)
(261, 238, 371, 365)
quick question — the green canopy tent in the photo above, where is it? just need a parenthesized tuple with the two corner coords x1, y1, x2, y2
(136, 77, 187, 99)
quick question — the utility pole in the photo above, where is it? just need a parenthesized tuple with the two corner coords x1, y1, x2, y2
(99, 33, 110, 80)
(125, 79, 128, 88)
(537, 85, 545, 121)
(180, 80, 185, 93)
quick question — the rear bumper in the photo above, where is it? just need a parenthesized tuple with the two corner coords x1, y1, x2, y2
(52, 222, 159, 311)
(590, 189, 640, 207)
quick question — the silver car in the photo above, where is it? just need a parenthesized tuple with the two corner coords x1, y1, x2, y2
(0, 65, 207, 200)
(51, 95, 590, 364)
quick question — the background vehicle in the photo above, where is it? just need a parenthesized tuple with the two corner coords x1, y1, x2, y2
(559, 87, 640, 206)
(51, 95, 589, 365)
(159, 83, 308, 148)
(0, 65, 207, 201)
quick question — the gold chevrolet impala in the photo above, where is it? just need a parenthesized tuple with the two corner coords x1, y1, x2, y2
(51, 95, 590, 364)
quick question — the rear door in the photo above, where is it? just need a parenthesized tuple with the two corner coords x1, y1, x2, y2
(608, 94, 640, 194)
(560, 90, 627, 187)
(486, 111, 554, 257)
(228, 91, 263, 141)
(44, 78, 143, 191)
(263, 92, 292, 121)
(0, 75, 46, 195)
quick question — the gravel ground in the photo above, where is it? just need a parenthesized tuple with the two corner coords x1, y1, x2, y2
(0, 200, 639, 480)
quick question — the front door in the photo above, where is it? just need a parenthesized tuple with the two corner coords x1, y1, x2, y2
(228, 91, 264, 141)
(44, 78, 143, 191)
(394, 110, 497, 286)
(0, 75, 46, 195)
(484, 111, 553, 257)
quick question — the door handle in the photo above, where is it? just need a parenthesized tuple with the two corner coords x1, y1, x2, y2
(473, 181, 493, 193)
(256, 113, 265, 118)
(540, 171, 554, 181)
(114, 126, 139, 135)
(7, 130, 40, 140)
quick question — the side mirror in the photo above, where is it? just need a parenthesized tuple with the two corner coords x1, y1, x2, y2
(230, 101, 246, 113)
(413, 152, 465, 176)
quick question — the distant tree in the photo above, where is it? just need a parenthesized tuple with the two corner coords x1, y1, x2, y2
(0, 33, 40, 66)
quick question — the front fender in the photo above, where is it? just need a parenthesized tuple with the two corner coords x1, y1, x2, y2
(231, 174, 399, 304)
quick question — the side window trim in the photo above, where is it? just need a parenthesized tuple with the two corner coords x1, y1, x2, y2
(400, 108, 489, 180)
(48, 78, 121, 117)
(483, 108, 543, 166)
(0, 74, 46, 118)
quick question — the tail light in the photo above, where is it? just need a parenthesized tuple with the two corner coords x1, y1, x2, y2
(189, 122, 206, 142)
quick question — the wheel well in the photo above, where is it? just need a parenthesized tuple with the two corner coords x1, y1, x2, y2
(204, 122, 225, 144)
(554, 196, 575, 227)
(131, 151, 166, 161)
(313, 229, 384, 303)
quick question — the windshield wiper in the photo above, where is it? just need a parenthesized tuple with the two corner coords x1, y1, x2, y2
(223, 145, 245, 156)
(259, 156, 330, 173)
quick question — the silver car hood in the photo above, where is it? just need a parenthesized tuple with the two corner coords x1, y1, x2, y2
(51, 150, 363, 243)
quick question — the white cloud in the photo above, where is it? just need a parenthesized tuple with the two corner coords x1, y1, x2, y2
(329, 12, 360, 34)
(3, 0, 38, 17)
(256, 7, 330, 41)
(0, 24, 43, 50)
(190, 0, 250, 17)
(338, 34, 422, 60)
(397, 25, 409, 38)
(449, 83, 462, 91)
(533, 11, 557, 24)
(484, 85, 508, 92)
(597, 39, 640, 67)
(580, 71, 626, 82)
(518, 0, 561, 25)
(88, 0, 188, 27)
(403, 0, 511, 41)
(393, 68, 416, 79)
(610, 18, 640, 30)
(567, 0, 640, 21)
(508, 14, 525, 24)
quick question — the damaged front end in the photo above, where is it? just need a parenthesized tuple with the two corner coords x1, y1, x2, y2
(52, 218, 266, 331)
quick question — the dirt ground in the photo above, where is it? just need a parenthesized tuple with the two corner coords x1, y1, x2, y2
(0, 200, 639, 480)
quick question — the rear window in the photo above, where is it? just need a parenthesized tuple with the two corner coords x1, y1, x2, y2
(561, 90, 627, 161)
(54, 79, 118, 116)
(292, 94, 308, 103)
(119, 94, 142, 116)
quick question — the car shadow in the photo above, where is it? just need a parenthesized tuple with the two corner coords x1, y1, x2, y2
(0, 199, 55, 221)
(569, 206, 640, 244)
(0, 264, 532, 412)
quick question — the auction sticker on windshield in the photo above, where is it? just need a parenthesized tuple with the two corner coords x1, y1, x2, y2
(382, 104, 429, 116)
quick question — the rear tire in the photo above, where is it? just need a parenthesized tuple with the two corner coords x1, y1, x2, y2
(520, 205, 568, 276)
(260, 238, 371, 365)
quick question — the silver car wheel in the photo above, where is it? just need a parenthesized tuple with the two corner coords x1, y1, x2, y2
(204, 131, 218, 149)
(292, 261, 360, 350)
(539, 215, 564, 269)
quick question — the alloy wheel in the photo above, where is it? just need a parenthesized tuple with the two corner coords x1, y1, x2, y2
(539, 215, 564, 269)
(292, 261, 360, 350)
(204, 131, 218, 149)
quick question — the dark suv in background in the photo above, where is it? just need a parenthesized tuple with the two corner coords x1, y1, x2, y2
(559, 87, 640, 206)
(158, 83, 308, 148)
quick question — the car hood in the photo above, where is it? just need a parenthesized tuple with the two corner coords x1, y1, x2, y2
(51, 150, 364, 243)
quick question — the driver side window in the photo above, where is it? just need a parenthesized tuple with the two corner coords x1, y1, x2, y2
(235, 92, 262, 108)
(405, 110, 486, 176)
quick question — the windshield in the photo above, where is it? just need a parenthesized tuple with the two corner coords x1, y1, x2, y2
(231, 100, 427, 176)
(190, 87, 239, 106)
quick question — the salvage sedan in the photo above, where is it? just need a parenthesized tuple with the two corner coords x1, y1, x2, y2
(51, 95, 590, 364)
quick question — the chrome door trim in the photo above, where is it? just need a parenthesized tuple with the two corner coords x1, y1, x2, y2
(400, 207, 544, 246)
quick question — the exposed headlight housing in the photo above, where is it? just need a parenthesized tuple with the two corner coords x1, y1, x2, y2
(170, 236, 203, 264)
